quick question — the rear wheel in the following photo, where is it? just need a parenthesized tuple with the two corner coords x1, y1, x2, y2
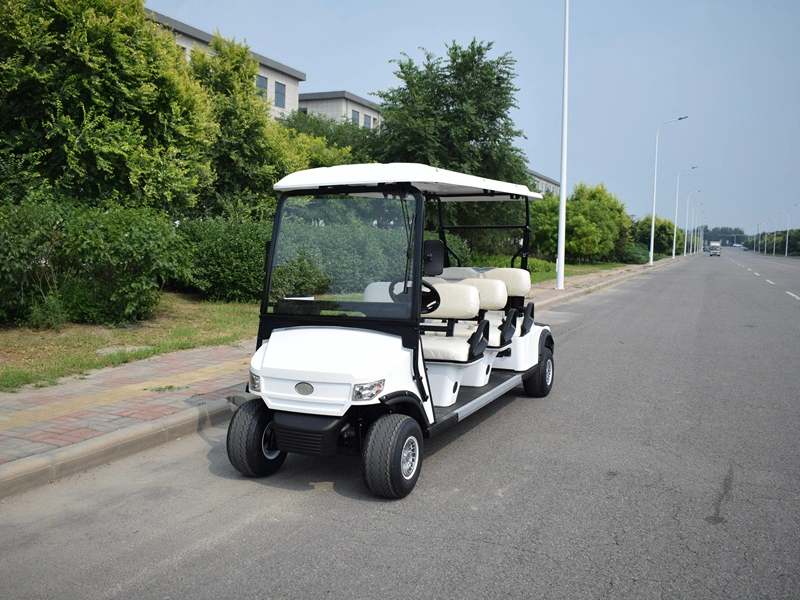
(227, 399, 287, 477)
(362, 414, 423, 499)
(524, 347, 554, 397)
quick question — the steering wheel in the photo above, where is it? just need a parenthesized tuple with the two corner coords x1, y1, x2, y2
(389, 279, 441, 314)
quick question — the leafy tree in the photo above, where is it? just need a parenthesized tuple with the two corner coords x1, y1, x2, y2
(635, 215, 681, 256)
(375, 40, 531, 255)
(189, 34, 277, 218)
(280, 110, 378, 164)
(569, 183, 633, 261)
(529, 192, 560, 259)
(190, 36, 354, 220)
(375, 39, 529, 184)
(0, 0, 215, 212)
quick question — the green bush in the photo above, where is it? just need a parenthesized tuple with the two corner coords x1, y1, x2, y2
(0, 201, 190, 325)
(270, 249, 332, 300)
(0, 199, 69, 325)
(178, 219, 272, 302)
(276, 222, 402, 294)
(623, 242, 650, 264)
(59, 207, 191, 323)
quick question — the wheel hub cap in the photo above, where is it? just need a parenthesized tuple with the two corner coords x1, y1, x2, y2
(401, 437, 419, 480)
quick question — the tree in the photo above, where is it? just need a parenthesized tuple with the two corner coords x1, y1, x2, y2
(375, 39, 529, 184)
(0, 0, 215, 212)
(569, 183, 633, 261)
(374, 40, 531, 253)
(189, 34, 277, 218)
(280, 110, 378, 164)
(635, 215, 680, 256)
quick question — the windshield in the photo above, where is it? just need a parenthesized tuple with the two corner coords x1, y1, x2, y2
(267, 193, 420, 320)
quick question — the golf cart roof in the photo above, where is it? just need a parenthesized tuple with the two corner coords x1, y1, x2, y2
(274, 163, 542, 202)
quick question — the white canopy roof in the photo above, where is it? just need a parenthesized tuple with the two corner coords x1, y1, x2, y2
(274, 163, 542, 202)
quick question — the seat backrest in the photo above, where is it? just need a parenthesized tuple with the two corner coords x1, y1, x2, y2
(483, 268, 531, 298)
(426, 283, 480, 320)
(455, 278, 508, 311)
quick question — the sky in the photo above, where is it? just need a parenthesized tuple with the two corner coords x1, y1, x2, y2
(145, 0, 800, 236)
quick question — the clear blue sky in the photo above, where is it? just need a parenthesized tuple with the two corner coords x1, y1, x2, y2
(145, 0, 800, 236)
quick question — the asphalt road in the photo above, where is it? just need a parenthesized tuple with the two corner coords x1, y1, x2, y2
(1, 252, 798, 600)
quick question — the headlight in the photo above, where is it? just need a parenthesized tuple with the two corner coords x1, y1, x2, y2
(249, 370, 261, 393)
(352, 379, 384, 402)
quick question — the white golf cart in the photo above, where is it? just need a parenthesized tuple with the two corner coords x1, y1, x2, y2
(226, 163, 555, 498)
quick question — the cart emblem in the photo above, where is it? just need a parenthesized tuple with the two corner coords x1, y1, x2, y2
(295, 382, 314, 395)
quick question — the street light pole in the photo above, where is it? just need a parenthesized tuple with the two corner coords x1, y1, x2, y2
(555, 0, 570, 290)
(781, 212, 790, 257)
(673, 166, 697, 258)
(649, 115, 688, 265)
(684, 189, 701, 255)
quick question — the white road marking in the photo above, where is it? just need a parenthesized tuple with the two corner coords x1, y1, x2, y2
(754, 273, 760, 276)
(748, 268, 752, 271)
(787, 292, 800, 301)
(766, 280, 775, 285)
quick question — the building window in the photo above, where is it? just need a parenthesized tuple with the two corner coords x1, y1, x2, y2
(255, 75, 267, 97)
(352, 110, 359, 124)
(300, 107, 308, 114)
(364, 114, 371, 128)
(274, 82, 286, 108)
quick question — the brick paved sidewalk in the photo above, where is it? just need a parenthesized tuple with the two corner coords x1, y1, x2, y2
(0, 341, 254, 466)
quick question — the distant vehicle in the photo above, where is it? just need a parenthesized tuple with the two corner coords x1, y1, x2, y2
(709, 241, 721, 257)
(742, 246, 749, 251)
(733, 243, 742, 247)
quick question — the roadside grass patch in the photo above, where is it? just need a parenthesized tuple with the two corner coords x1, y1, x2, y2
(0, 293, 258, 392)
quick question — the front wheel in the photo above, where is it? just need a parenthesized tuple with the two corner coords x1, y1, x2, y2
(227, 399, 287, 477)
(362, 414, 423, 499)
(524, 347, 554, 397)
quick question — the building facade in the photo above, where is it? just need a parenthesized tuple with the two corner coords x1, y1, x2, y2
(299, 91, 380, 129)
(529, 170, 560, 196)
(147, 11, 306, 118)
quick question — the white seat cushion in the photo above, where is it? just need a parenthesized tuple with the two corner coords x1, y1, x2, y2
(426, 284, 480, 320)
(483, 268, 531, 297)
(421, 336, 472, 362)
(455, 278, 507, 310)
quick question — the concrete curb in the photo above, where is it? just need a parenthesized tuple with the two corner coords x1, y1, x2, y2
(0, 257, 687, 500)
(0, 399, 231, 500)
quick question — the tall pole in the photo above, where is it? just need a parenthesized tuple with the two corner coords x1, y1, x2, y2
(781, 212, 790, 257)
(649, 115, 688, 265)
(684, 189, 701, 256)
(555, 0, 569, 290)
(673, 166, 697, 258)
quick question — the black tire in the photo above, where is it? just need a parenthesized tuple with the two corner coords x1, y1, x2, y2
(227, 399, 287, 477)
(524, 347, 554, 397)
(362, 414, 423, 499)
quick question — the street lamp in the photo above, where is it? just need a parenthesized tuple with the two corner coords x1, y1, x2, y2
(673, 166, 697, 258)
(684, 189, 701, 255)
(781, 212, 790, 257)
(649, 115, 689, 265)
(555, 0, 570, 290)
